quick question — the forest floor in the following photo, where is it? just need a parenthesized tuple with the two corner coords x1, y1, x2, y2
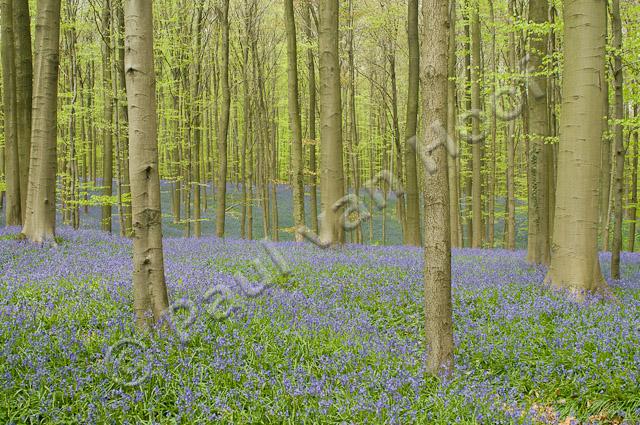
(0, 227, 638, 424)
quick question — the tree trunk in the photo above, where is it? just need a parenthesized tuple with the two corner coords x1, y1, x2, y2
(124, 0, 169, 330)
(1, 0, 21, 226)
(285, 0, 306, 241)
(101, 0, 113, 233)
(192, 0, 204, 238)
(600, 7, 612, 252)
(505, 0, 517, 250)
(526, 0, 551, 265)
(305, 1, 319, 235)
(13, 0, 31, 220)
(447, 0, 460, 248)
(215, 0, 231, 238)
(470, 4, 482, 248)
(610, 0, 625, 279)
(404, 0, 421, 247)
(629, 109, 638, 252)
(546, 0, 607, 295)
(318, 0, 345, 246)
(422, 0, 453, 377)
(21, 0, 61, 243)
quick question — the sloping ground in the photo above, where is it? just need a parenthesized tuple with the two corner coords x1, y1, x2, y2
(0, 227, 638, 424)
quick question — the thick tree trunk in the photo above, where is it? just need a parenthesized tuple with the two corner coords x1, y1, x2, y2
(1, 0, 21, 226)
(422, 0, 453, 377)
(546, 0, 607, 295)
(318, 0, 345, 246)
(21, 0, 61, 243)
(215, 0, 231, 238)
(526, 0, 551, 265)
(610, 0, 625, 279)
(285, 0, 306, 241)
(124, 0, 169, 330)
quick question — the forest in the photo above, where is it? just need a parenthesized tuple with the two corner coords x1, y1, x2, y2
(0, 0, 639, 423)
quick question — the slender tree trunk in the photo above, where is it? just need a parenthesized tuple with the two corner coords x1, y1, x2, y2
(115, 0, 132, 236)
(629, 110, 638, 252)
(346, 0, 362, 244)
(422, 0, 453, 377)
(389, 49, 406, 242)
(470, 4, 482, 248)
(1, 0, 21, 226)
(404, 0, 421, 247)
(285, 0, 306, 240)
(546, 0, 607, 295)
(215, 0, 231, 238)
(487, 0, 497, 248)
(526, 0, 551, 265)
(124, 0, 169, 330)
(610, 0, 625, 279)
(13, 0, 31, 220)
(505, 0, 517, 250)
(318, 0, 345, 245)
(192, 0, 204, 238)
(21, 0, 61, 243)
(305, 1, 319, 235)
(447, 0, 460, 248)
(600, 7, 612, 252)
(101, 0, 113, 233)
(462, 14, 472, 247)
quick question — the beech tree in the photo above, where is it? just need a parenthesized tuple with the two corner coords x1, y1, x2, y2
(526, 0, 552, 266)
(1, 0, 20, 225)
(14, 0, 32, 220)
(546, 0, 608, 294)
(124, 0, 169, 328)
(21, 0, 61, 243)
(284, 0, 305, 241)
(610, 0, 625, 279)
(404, 0, 421, 247)
(215, 0, 231, 238)
(318, 0, 345, 246)
(423, 0, 453, 375)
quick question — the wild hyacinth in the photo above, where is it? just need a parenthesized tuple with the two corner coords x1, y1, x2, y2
(0, 227, 638, 424)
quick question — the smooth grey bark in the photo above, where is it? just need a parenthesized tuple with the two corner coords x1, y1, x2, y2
(101, 0, 113, 233)
(545, 0, 608, 294)
(21, 0, 61, 243)
(526, 0, 551, 265)
(285, 0, 306, 241)
(318, 0, 345, 245)
(1, 0, 21, 226)
(13, 0, 31, 220)
(124, 0, 170, 329)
